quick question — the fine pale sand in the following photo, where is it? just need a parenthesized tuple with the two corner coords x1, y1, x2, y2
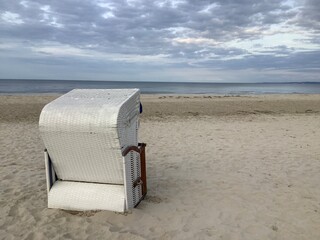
(1, 94, 320, 240)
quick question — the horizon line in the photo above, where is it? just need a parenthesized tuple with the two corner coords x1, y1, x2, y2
(0, 78, 320, 84)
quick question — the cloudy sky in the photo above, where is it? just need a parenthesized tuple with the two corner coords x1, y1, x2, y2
(0, 0, 319, 82)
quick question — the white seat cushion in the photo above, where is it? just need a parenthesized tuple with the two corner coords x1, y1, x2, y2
(48, 181, 126, 212)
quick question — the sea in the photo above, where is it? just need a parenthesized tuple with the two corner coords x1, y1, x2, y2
(1, 79, 320, 95)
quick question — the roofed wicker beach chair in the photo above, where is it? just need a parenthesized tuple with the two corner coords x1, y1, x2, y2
(39, 89, 147, 212)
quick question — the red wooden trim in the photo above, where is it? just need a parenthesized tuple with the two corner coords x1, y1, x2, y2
(139, 143, 147, 197)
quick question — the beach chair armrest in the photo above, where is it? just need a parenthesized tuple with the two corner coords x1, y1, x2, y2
(122, 146, 140, 156)
(122, 143, 147, 156)
(122, 143, 147, 197)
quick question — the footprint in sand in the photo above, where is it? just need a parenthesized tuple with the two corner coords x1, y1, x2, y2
(145, 195, 162, 204)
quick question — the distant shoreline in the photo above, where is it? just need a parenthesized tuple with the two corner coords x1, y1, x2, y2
(2, 92, 320, 96)
(1, 94, 320, 122)
(1, 78, 320, 84)
(1, 79, 320, 95)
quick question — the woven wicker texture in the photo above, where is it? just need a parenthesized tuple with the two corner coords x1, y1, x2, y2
(39, 89, 140, 184)
(48, 181, 125, 212)
(40, 89, 142, 211)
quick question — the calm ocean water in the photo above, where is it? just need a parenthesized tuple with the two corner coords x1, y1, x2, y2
(1, 79, 320, 95)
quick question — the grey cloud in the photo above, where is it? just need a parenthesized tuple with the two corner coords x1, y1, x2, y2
(296, 0, 320, 31)
(257, 45, 296, 55)
(0, 0, 301, 49)
(184, 0, 294, 39)
(0, 0, 319, 82)
(198, 50, 320, 72)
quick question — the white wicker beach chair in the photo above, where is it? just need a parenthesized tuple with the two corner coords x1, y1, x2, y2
(39, 89, 147, 212)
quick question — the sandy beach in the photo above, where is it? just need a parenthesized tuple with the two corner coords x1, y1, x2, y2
(1, 94, 320, 240)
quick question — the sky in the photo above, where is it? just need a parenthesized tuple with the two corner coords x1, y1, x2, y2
(0, 0, 319, 82)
